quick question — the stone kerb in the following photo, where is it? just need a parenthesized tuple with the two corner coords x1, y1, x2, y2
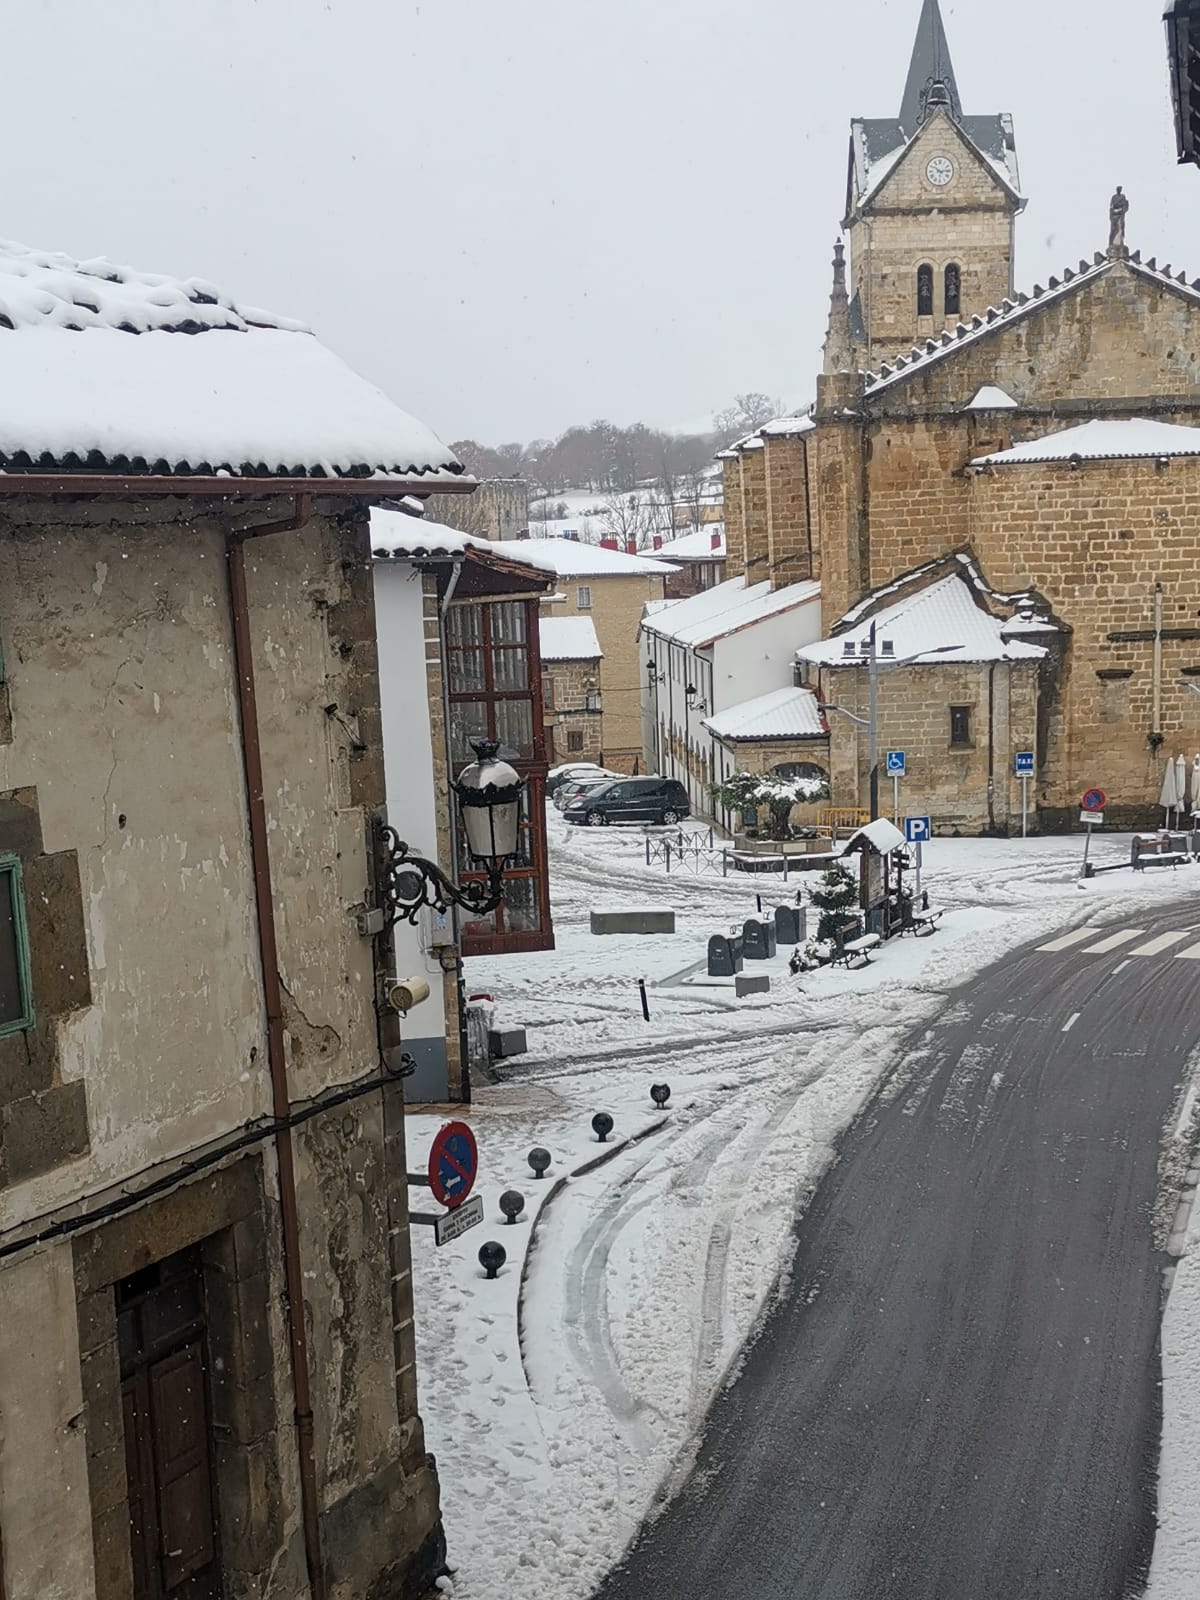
(590, 908, 676, 935)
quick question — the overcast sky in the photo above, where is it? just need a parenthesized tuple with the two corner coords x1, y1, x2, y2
(7, 0, 1193, 445)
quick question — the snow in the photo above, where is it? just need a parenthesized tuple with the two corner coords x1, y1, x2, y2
(370, 510, 557, 574)
(965, 383, 1019, 410)
(644, 574, 821, 649)
(844, 817, 906, 854)
(759, 412, 816, 438)
(1149, 1165, 1200, 1599)
(537, 616, 602, 661)
(0, 237, 462, 479)
(798, 573, 1046, 667)
(703, 684, 825, 741)
(972, 416, 1200, 466)
(512, 537, 677, 577)
(654, 525, 726, 561)
(413, 814, 1200, 1600)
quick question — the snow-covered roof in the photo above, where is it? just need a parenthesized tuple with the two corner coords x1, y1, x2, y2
(703, 686, 825, 742)
(797, 574, 1045, 667)
(758, 413, 816, 438)
(0, 236, 462, 484)
(643, 575, 821, 650)
(512, 537, 677, 577)
(971, 417, 1200, 466)
(965, 385, 1019, 411)
(370, 509, 556, 575)
(655, 526, 726, 561)
(538, 616, 602, 661)
(865, 252, 1200, 398)
(850, 113, 1021, 214)
(843, 818, 906, 855)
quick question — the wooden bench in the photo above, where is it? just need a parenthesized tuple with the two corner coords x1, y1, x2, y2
(899, 907, 944, 937)
(831, 921, 881, 969)
(1133, 851, 1188, 871)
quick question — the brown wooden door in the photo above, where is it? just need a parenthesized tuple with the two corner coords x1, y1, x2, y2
(118, 1248, 221, 1600)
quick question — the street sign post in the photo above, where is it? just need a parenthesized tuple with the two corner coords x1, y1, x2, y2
(1078, 789, 1107, 878)
(434, 1193, 484, 1247)
(887, 751, 906, 825)
(904, 816, 930, 897)
(428, 1120, 478, 1209)
(1015, 751, 1034, 838)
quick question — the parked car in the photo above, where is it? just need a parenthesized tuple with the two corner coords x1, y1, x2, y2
(564, 776, 691, 827)
(554, 774, 615, 811)
(547, 761, 613, 798)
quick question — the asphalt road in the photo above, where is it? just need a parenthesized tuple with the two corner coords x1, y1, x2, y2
(594, 908, 1200, 1600)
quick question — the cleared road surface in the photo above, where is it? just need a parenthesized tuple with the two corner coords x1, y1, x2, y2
(594, 911, 1200, 1600)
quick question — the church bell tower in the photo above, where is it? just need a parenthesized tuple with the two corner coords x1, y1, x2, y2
(833, 0, 1025, 369)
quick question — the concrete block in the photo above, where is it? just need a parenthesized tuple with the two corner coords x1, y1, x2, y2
(590, 909, 676, 936)
(488, 1027, 528, 1059)
(735, 974, 771, 997)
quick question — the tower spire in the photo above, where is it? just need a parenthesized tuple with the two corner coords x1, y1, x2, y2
(823, 240, 855, 375)
(900, 0, 963, 132)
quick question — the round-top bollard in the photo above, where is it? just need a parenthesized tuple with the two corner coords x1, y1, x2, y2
(478, 1241, 506, 1279)
(650, 1083, 671, 1109)
(528, 1147, 551, 1179)
(499, 1189, 525, 1224)
(592, 1111, 614, 1143)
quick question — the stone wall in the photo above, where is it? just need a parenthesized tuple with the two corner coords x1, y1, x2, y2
(544, 657, 603, 763)
(764, 434, 816, 590)
(722, 456, 745, 581)
(546, 574, 666, 769)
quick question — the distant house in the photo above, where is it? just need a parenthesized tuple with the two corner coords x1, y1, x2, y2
(539, 615, 604, 763)
(372, 511, 557, 1097)
(520, 537, 677, 771)
(652, 524, 727, 598)
(0, 234, 467, 1600)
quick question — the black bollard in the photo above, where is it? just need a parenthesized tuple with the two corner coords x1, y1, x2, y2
(499, 1189, 525, 1224)
(528, 1147, 551, 1180)
(638, 978, 650, 1021)
(478, 1241, 507, 1279)
(592, 1111, 614, 1143)
(650, 1083, 671, 1109)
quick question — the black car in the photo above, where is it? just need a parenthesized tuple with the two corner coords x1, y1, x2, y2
(564, 776, 690, 826)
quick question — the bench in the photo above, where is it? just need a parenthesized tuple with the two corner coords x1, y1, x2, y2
(831, 921, 881, 969)
(1133, 851, 1188, 871)
(899, 907, 944, 937)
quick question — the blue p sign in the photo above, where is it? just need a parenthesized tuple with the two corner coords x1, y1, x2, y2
(886, 750, 906, 776)
(904, 816, 931, 844)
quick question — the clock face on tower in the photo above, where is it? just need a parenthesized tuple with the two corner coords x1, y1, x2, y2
(926, 155, 955, 187)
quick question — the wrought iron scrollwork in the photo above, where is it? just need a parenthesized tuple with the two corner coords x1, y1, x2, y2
(375, 821, 506, 929)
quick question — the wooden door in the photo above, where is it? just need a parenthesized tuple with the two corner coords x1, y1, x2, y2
(118, 1248, 221, 1599)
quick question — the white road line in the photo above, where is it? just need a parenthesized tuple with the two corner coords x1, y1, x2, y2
(1062, 1012, 1080, 1033)
(1175, 1085, 1197, 1138)
(1176, 942, 1200, 961)
(1129, 931, 1194, 957)
(1112, 960, 1131, 975)
(1037, 928, 1102, 952)
(1082, 929, 1146, 954)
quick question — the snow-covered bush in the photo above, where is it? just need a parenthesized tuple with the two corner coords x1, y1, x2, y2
(808, 861, 858, 942)
(710, 769, 830, 841)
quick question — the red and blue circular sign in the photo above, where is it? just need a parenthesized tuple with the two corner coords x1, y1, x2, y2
(1080, 788, 1106, 813)
(428, 1121, 478, 1209)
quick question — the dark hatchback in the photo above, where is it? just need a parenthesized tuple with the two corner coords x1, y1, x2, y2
(564, 776, 691, 826)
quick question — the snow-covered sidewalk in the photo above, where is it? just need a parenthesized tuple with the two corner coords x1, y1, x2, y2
(411, 817, 1200, 1600)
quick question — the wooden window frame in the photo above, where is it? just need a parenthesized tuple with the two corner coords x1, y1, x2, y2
(949, 704, 973, 748)
(0, 854, 34, 1037)
(576, 585, 592, 610)
(567, 729, 585, 753)
(446, 598, 553, 956)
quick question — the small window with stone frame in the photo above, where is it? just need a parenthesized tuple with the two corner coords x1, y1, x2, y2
(567, 729, 584, 752)
(917, 263, 934, 317)
(944, 263, 962, 317)
(949, 705, 973, 748)
(0, 854, 34, 1035)
(576, 585, 592, 610)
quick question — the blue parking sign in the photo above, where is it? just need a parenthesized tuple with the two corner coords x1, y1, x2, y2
(1014, 751, 1034, 777)
(904, 816, 931, 843)
(886, 750, 906, 777)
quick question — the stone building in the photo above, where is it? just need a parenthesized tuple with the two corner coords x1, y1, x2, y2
(719, 0, 1200, 830)
(652, 526, 728, 599)
(521, 538, 676, 771)
(423, 478, 529, 542)
(371, 512, 557, 1103)
(0, 238, 470, 1600)
(538, 616, 604, 765)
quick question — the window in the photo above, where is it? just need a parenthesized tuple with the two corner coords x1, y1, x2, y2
(542, 675, 555, 711)
(576, 585, 592, 609)
(949, 705, 973, 747)
(0, 855, 33, 1035)
(917, 264, 934, 317)
(944, 262, 961, 317)
(567, 729, 584, 752)
(585, 690, 601, 712)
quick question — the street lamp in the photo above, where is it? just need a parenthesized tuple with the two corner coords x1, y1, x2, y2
(376, 738, 524, 927)
(819, 623, 964, 818)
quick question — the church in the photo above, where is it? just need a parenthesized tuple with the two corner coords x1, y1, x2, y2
(716, 0, 1200, 833)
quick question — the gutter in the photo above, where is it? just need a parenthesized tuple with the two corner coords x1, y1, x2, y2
(225, 505, 328, 1600)
(0, 472, 475, 498)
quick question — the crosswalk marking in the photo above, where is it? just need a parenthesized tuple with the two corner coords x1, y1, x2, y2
(1129, 931, 1193, 957)
(1082, 929, 1146, 954)
(1037, 928, 1102, 952)
(1175, 942, 1200, 960)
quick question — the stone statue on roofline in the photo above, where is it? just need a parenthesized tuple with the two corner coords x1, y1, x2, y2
(1108, 186, 1129, 257)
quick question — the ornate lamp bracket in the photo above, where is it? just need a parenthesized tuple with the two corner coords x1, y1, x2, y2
(375, 822, 505, 929)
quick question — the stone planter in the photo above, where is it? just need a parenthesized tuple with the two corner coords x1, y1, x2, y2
(733, 834, 829, 857)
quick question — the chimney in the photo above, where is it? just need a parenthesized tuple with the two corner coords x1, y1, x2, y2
(711, 531, 722, 551)
(600, 537, 618, 550)
(652, 535, 663, 550)
(626, 539, 637, 555)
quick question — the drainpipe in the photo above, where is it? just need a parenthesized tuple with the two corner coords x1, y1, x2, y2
(225, 505, 327, 1600)
(437, 555, 470, 1101)
(987, 664, 997, 832)
(1153, 582, 1164, 747)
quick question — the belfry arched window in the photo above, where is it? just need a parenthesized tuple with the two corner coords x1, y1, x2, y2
(944, 262, 962, 317)
(917, 264, 934, 317)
